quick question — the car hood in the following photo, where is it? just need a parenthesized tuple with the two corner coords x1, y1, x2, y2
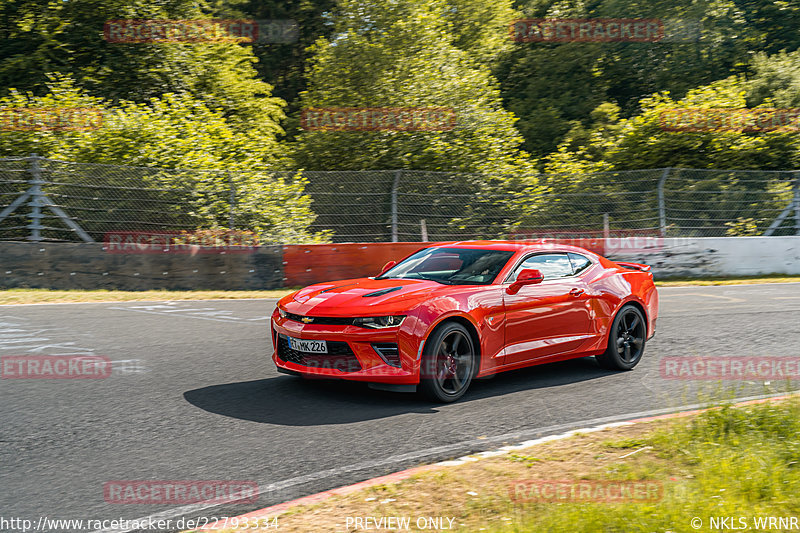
(283, 278, 442, 316)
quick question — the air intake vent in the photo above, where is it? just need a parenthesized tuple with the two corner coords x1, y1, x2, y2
(277, 335, 361, 372)
(372, 343, 401, 367)
(362, 286, 402, 298)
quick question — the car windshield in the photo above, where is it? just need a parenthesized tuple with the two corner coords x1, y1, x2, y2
(376, 247, 515, 285)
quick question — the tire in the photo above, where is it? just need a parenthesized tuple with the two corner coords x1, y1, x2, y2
(419, 322, 477, 402)
(596, 304, 647, 371)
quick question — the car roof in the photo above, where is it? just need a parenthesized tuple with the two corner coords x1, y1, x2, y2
(430, 240, 597, 255)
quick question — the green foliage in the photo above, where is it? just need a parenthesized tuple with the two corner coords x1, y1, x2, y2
(747, 50, 800, 108)
(0, 0, 286, 138)
(216, 0, 338, 137)
(725, 217, 761, 236)
(499, 0, 800, 157)
(0, 77, 326, 243)
(543, 75, 800, 172)
(292, 0, 531, 175)
(533, 67, 800, 235)
(442, 0, 520, 67)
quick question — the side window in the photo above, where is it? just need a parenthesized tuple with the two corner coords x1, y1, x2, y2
(568, 253, 593, 276)
(510, 253, 573, 281)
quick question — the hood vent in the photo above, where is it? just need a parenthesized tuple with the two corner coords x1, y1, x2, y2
(320, 283, 356, 293)
(362, 286, 402, 298)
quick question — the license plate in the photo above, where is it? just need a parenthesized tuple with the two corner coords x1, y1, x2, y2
(287, 336, 328, 354)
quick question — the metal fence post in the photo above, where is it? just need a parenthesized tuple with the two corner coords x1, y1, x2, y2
(228, 172, 236, 230)
(657, 167, 671, 237)
(27, 154, 44, 242)
(794, 171, 800, 236)
(391, 170, 402, 242)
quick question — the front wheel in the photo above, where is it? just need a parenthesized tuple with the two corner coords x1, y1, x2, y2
(419, 322, 477, 402)
(596, 305, 647, 370)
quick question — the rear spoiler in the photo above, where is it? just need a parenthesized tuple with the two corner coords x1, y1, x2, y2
(616, 261, 652, 273)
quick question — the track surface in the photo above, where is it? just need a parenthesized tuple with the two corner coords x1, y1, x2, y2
(2, 284, 800, 531)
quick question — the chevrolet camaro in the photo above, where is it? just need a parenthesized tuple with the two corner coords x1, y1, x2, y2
(271, 241, 658, 402)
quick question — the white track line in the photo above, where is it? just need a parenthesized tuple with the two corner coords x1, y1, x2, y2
(0, 298, 282, 307)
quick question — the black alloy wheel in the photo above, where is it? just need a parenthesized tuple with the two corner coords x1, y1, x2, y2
(596, 305, 647, 370)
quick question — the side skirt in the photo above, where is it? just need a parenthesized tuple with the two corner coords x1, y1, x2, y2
(476, 350, 604, 378)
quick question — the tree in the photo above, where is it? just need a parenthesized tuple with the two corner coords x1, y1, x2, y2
(217, 0, 338, 139)
(498, 0, 789, 158)
(746, 50, 800, 108)
(292, 0, 530, 174)
(289, 0, 538, 240)
(544, 77, 800, 172)
(0, 0, 286, 138)
(536, 67, 800, 236)
(0, 77, 325, 242)
(441, 0, 519, 67)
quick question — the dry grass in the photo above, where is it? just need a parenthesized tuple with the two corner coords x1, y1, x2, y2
(3, 274, 800, 305)
(0, 288, 294, 305)
(656, 275, 800, 286)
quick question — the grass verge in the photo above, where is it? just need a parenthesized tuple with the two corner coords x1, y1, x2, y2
(0, 288, 295, 305)
(656, 274, 800, 286)
(206, 396, 800, 533)
(2, 274, 800, 304)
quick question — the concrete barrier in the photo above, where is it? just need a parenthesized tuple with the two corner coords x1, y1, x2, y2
(608, 236, 800, 278)
(0, 242, 283, 290)
(1, 237, 797, 291)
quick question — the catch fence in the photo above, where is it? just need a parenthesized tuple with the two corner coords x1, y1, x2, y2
(1, 155, 799, 243)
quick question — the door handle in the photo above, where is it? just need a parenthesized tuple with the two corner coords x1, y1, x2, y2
(569, 288, 585, 297)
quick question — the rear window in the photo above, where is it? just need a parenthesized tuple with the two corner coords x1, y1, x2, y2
(568, 253, 593, 275)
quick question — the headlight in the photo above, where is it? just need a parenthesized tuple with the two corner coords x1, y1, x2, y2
(353, 315, 406, 329)
(277, 307, 287, 318)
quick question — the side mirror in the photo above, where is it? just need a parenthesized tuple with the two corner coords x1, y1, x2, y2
(379, 260, 397, 276)
(507, 268, 544, 294)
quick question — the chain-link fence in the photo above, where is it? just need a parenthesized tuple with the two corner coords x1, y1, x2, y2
(1, 155, 799, 243)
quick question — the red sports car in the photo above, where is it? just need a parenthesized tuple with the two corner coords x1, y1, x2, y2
(271, 241, 658, 402)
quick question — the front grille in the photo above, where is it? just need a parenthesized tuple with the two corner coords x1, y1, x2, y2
(372, 343, 401, 367)
(284, 312, 354, 326)
(277, 335, 361, 372)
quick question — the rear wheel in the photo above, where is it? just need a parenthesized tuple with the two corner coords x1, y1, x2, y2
(596, 305, 646, 370)
(419, 322, 477, 402)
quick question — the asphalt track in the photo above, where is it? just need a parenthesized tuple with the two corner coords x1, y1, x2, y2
(2, 283, 800, 532)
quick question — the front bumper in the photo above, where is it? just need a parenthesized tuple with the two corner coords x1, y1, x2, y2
(270, 311, 423, 384)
